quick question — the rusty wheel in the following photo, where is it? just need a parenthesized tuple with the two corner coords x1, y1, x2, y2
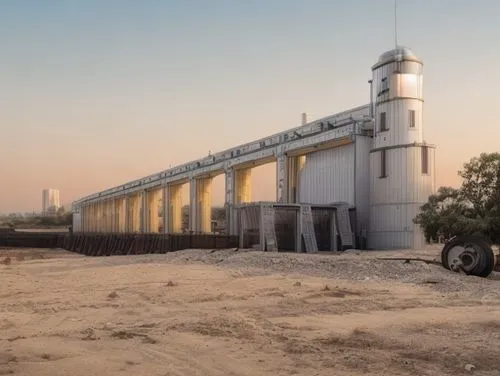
(441, 235, 495, 278)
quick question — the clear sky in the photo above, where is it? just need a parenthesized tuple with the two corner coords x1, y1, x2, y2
(1, 0, 499, 213)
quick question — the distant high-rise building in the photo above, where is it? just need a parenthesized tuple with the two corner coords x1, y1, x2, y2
(42, 188, 61, 215)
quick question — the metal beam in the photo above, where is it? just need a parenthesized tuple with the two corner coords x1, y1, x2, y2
(73, 105, 371, 208)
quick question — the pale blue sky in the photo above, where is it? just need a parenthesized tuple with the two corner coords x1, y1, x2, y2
(1, 0, 499, 212)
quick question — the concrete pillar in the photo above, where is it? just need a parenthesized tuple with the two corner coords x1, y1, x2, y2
(167, 183, 183, 233)
(276, 154, 305, 203)
(146, 188, 162, 233)
(286, 155, 305, 203)
(82, 205, 85, 233)
(104, 201, 108, 232)
(96, 201, 102, 232)
(108, 200, 113, 232)
(235, 168, 252, 204)
(140, 191, 146, 233)
(95, 202, 99, 232)
(111, 199, 116, 232)
(87, 204, 91, 232)
(123, 197, 129, 233)
(189, 177, 212, 233)
(92, 203, 97, 232)
(276, 154, 286, 203)
(162, 186, 168, 233)
(103, 200, 109, 232)
(115, 197, 126, 233)
(81, 205, 86, 233)
(225, 167, 251, 235)
(88, 204, 92, 232)
(128, 194, 141, 233)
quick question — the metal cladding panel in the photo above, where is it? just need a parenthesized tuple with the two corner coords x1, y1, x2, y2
(73, 211, 82, 232)
(368, 203, 425, 249)
(368, 146, 436, 249)
(374, 99, 423, 149)
(299, 143, 355, 205)
(370, 146, 435, 205)
(372, 58, 424, 149)
(372, 61, 423, 103)
(354, 135, 372, 235)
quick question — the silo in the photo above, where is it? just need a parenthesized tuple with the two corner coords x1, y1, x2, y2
(368, 47, 436, 249)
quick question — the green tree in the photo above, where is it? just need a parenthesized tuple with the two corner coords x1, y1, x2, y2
(415, 152, 500, 243)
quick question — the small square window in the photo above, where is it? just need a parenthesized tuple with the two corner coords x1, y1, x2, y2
(380, 112, 387, 131)
(380, 150, 387, 178)
(409, 110, 416, 128)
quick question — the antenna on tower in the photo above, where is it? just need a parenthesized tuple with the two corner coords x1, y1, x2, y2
(394, 0, 398, 48)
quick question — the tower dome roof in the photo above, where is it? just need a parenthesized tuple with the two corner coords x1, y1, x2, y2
(372, 46, 422, 69)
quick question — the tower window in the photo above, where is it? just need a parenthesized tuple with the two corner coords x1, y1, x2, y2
(380, 112, 387, 132)
(421, 146, 429, 174)
(409, 110, 416, 128)
(380, 149, 387, 178)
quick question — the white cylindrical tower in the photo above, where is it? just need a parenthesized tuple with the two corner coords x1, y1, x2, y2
(368, 46, 436, 249)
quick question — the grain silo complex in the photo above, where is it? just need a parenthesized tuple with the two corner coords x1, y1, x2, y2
(72, 46, 436, 251)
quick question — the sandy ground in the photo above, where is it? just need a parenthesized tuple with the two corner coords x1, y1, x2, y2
(1, 247, 500, 376)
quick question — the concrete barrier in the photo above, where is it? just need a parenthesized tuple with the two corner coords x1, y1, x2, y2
(0, 232, 239, 256)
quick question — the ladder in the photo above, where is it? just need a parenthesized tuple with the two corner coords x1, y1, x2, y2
(301, 205, 318, 253)
(261, 204, 278, 252)
(333, 203, 353, 249)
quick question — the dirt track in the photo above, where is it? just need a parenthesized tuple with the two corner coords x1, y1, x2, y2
(1, 247, 499, 376)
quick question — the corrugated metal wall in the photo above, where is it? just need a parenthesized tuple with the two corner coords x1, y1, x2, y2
(73, 211, 82, 232)
(354, 135, 372, 237)
(298, 143, 355, 206)
(369, 146, 435, 249)
(374, 99, 423, 148)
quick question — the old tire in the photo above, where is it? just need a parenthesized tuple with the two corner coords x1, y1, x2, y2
(441, 235, 495, 278)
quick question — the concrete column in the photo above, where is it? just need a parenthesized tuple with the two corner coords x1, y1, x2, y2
(224, 168, 234, 235)
(102, 201, 107, 232)
(87, 204, 91, 232)
(111, 199, 116, 232)
(82, 205, 85, 233)
(103, 201, 108, 232)
(96, 201, 102, 232)
(162, 186, 168, 233)
(114, 197, 120, 232)
(103, 200, 109, 232)
(122, 197, 129, 233)
(286, 156, 305, 203)
(115, 197, 126, 233)
(146, 188, 162, 233)
(189, 177, 213, 233)
(140, 191, 146, 233)
(167, 184, 183, 233)
(225, 167, 252, 235)
(107, 200, 112, 232)
(81, 205, 86, 233)
(92, 203, 97, 232)
(89, 204, 93, 232)
(276, 154, 287, 203)
(128, 194, 141, 233)
(235, 168, 252, 204)
(94, 202, 98, 232)
(276, 154, 305, 203)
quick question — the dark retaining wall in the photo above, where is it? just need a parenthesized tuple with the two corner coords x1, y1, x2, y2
(0, 232, 239, 256)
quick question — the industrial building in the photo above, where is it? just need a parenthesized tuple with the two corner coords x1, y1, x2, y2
(42, 188, 61, 216)
(72, 46, 436, 250)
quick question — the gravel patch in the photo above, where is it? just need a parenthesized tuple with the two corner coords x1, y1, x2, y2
(157, 247, 500, 296)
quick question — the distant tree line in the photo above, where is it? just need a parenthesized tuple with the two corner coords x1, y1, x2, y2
(1, 212, 72, 229)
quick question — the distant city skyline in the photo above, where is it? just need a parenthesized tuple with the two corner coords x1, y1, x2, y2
(1, 0, 499, 212)
(42, 188, 61, 215)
